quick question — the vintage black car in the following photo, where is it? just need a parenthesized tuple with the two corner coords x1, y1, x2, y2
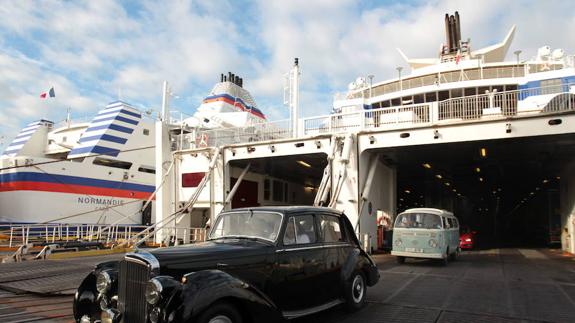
(73, 206, 379, 323)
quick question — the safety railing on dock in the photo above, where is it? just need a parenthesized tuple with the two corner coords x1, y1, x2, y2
(0, 223, 206, 248)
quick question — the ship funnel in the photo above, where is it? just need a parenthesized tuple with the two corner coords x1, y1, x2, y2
(444, 14, 452, 52)
(220, 73, 224, 82)
(444, 11, 462, 54)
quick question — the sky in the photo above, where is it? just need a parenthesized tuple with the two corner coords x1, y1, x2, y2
(1, 0, 574, 149)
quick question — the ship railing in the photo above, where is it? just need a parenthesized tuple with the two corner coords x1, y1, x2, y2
(196, 119, 292, 147)
(438, 82, 575, 121)
(302, 110, 364, 136)
(309, 83, 575, 134)
(0, 223, 206, 248)
(164, 83, 575, 150)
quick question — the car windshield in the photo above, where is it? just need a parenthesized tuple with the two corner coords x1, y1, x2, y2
(209, 211, 283, 242)
(395, 213, 442, 229)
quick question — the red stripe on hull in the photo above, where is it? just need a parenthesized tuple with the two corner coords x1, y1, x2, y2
(0, 181, 153, 200)
(203, 97, 266, 119)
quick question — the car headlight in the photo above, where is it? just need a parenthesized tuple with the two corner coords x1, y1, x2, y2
(428, 239, 438, 248)
(145, 279, 163, 305)
(394, 239, 402, 246)
(96, 271, 112, 294)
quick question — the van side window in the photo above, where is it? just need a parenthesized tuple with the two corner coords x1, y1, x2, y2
(442, 217, 449, 229)
(447, 218, 454, 228)
(453, 218, 459, 229)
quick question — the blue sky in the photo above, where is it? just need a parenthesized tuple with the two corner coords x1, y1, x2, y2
(1, 0, 574, 149)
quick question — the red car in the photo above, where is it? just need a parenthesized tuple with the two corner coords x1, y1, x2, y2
(459, 230, 477, 250)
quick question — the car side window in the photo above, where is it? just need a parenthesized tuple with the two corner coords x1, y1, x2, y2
(319, 214, 343, 243)
(283, 215, 316, 246)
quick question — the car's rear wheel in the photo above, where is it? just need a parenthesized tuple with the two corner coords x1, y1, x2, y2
(396, 256, 405, 264)
(196, 302, 243, 323)
(344, 272, 366, 311)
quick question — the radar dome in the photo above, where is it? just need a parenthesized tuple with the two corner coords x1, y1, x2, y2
(537, 46, 551, 59)
(552, 48, 564, 60)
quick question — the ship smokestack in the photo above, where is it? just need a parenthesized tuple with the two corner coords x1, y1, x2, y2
(295, 57, 299, 66)
(239, 77, 243, 87)
(228, 72, 232, 82)
(444, 13, 451, 53)
(454, 11, 461, 51)
(449, 15, 457, 52)
(221, 73, 224, 82)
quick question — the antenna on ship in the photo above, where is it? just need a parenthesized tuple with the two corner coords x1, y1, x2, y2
(284, 58, 301, 137)
(161, 81, 170, 123)
(66, 107, 71, 128)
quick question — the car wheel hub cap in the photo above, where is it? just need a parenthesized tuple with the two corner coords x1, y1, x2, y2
(352, 275, 364, 303)
(209, 315, 233, 323)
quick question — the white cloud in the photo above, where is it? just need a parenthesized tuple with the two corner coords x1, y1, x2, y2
(0, 0, 574, 152)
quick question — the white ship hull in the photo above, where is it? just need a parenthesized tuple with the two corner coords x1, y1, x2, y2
(0, 161, 155, 225)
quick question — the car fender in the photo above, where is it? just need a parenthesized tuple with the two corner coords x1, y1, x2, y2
(341, 249, 379, 287)
(173, 269, 281, 322)
(73, 261, 119, 320)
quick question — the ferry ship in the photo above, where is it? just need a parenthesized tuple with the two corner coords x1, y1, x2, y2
(0, 73, 267, 225)
(162, 12, 575, 253)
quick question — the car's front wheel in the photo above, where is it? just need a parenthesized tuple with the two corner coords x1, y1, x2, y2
(196, 302, 243, 323)
(344, 272, 366, 311)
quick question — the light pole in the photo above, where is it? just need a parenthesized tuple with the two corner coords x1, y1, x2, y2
(396, 67, 403, 92)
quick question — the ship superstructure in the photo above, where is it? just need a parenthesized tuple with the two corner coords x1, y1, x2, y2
(0, 75, 267, 225)
(160, 12, 575, 256)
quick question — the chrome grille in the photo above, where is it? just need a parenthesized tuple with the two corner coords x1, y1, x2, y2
(118, 257, 150, 323)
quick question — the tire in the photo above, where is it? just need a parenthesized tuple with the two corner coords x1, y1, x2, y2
(196, 302, 243, 323)
(441, 248, 449, 266)
(396, 256, 405, 264)
(344, 272, 367, 311)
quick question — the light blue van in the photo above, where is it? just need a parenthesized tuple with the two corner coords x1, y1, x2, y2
(391, 208, 460, 265)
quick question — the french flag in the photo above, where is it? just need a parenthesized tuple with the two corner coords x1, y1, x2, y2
(40, 87, 55, 98)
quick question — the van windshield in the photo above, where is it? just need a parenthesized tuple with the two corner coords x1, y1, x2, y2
(395, 213, 442, 229)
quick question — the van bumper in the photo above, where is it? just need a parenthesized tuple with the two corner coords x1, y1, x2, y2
(391, 250, 444, 259)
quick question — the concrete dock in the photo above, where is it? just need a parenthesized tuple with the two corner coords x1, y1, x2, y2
(0, 249, 574, 323)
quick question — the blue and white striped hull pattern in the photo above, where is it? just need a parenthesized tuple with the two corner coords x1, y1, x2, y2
(68, 101, 142, 158)
(2, 120, 52, 157)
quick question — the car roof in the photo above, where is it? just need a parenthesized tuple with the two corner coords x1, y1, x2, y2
(222, 206, 344, 216)
(399, 208, 455, 217)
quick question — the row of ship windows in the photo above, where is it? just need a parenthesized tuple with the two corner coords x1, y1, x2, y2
(372, 84, 518, 108)
(92, 157, 155, 174)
